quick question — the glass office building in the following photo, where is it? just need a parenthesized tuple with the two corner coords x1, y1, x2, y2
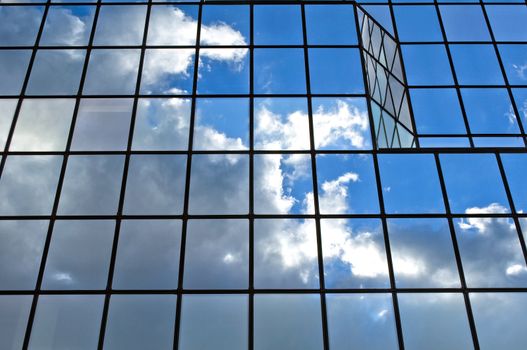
(0, 0, 526, 349)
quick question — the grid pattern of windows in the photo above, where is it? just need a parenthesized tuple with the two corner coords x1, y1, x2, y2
(0, 1, 527, 350)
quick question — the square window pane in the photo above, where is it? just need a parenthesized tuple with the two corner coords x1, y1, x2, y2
(184, 219, 248, 289)
(309, 49, 364, 94)
(254, 219, 319, 289)
(486, 5, 527, 42)
(10, 99, 75, 151)
(501, 154, 527, 213)
(189, 154, 248, 214)
(179, 294, 247, 350)
(0, 156, 62, 215)
(0, 295, 32, 350)
(440, 154, 510, 214)
(194, 98, 249, 150)
(498, 45, 527, 85)
(254, 154, 314, 215)
(27, 50, 85, 95)
(132, 98, 191, 150)
(316, 154, 379, 214)
(450, 44, 504, 85)
(254, 49, 306, 94)
(0, 220, 48, 290)
(402, 45, 453, 86)
(200, 5, 249, 46)
(93, 5, 146, 46)
(71, 98, 132, 151)
(0, 99, 17, 149)
(42, 220, 114, 290)
(455, 217, 527, 287)
(103, 295, 176, 350)
(0, 50, 31, 95)
(123, 155, 187, 215)
(388, 218, 460, 288)
(326, 294, 398, 350)
(58, 155, 125, 215)
(41, 6, 95, 46)
(398, 293, 473, 350)
(254, 5, 303, 45)
(197, 49, 249, 94)
(84, 49, 140, 95)
(254, 98, 310, 150)
(113, 220, 181, 289)
(254, 294, 323, 350)
(440, 5, 490, 41)
(379, 154, 445, 214)
(147, 5, 198, 45)
(0, 6, 44, 46)
(29, 295, 104, 350)
(306, 4, 357, 45)
(322, 218, 390, 289)
(141, 49, 194, 95)
(394, 5, 442, 42)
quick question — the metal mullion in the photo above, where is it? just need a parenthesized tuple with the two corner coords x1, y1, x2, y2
(433, 152, 481, 350)
(173, 1, 203, 349)
(300, 4, 330, 350)
(248, 3, 254, 350)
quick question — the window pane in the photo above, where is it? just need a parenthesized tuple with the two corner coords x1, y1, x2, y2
(140, 49, 194, 95)
(58, 155, 125, 215)
(254, 49, 306, 94)
(40, 6, 95, 46)
(0, 99, 17, 149)
(394, 5, 442, 42)
(501, 154, 527, 213)
(398, 293, 473, 350)
(254, 294, 324, 350)
(179, 295, 247, 350)
(93, 5, 146, 46)
(498, 45, 527, 85)
(103, 295, 176, 350)
(0, 6, 44, 46)
(11, 99, 75, 151)
(29, 295, 104, 350)
(254, 5, 303, 45)
(322, 218, 390, 289)
(184, 219, 248, 289)
(200, 5, 249, 46)
(197, 49, 249, 94)
(0, 295, 32, 350)
(486, 5, 527, 42)
(306, 4, 357, 45)
(450, 44, 504, 85)
(0, 220, 47, 290)
(123, 155, 187, 215)
(309, 49, 364, 94)
(388, 218, 460, 288)
(113, 220, 181, 290)
(0, 50, 31, 95)
(147, 5, 198, 45)
(254, 219, 319, 289)
(326, 294, 398, 350)
(440, 5, 490, 41)
(0, 156, 62, 215)
(402, 45, 453, 86)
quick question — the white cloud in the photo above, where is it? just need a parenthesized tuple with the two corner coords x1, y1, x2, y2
(458, 203, 511, 233)
(513, 63, 527, 81)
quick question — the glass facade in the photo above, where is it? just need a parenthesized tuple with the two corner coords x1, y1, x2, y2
(0, 0, 526, 349)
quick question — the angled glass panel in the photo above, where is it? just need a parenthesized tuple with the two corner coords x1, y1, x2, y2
(147, 5, 198, 45)
(27, 50, 85, 95)
(440, 154, 510, 214)
(180, 294, 247, 350)
(0, 99, 17, 149)
(498, 45, 527, 85)
(0, 155, 62, 215)
(326, 294, 398, 350)
(41, 6, 95, 46)
(254, 98, 310, 150)
(141, 49, 194, 95)
(0, 220, 48, 290)
(0, 6, 44, 46)
(254, 219, 319, 289)
(123, 155, 187, 215)
(194, 98, 249, 150)
(254, 154, 314, 215)
(254, 5, 303, 45)
(29, 295, 104, 350)
(93, 5, 146, 46)
(305, 4, 357, 45)
(132, 98, 191, 150)
(84, 49, 140, 95)
(0, 295, 32, 350)
(312, 98, 372, 150)
(402, 45, 453, 86)
(309, 49, 364, 94)
(200, 5, 249, 46)
(321, 218, 390, 289)
(42, 220, 114, 290)
(388, 218, 460, 288)
(455, 216, 527, 287)
(486, 5, 527, 42)
(316, 154, 379, 214)
(188, 154, 248, 214)
(254, 49, 306, 94)
(11, 99, 75, 151)
(512, 88, 527, 126)
(394, 5, 442, 42)
(501, 154, 527, 213)
(450, 44, 504, 85)
(103, 295, 176, 350)
(197, 48, 249, 94)
(398, 293, 473, 350)
(184, 219, 248, 289)
(113, 219, 181, 290)
(58, 155, 125, 215)
(440, 5, 491, 41)
(71, 98, 132, 151)
(0, 50, 31, 95)
(254, 294, 323, 350)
